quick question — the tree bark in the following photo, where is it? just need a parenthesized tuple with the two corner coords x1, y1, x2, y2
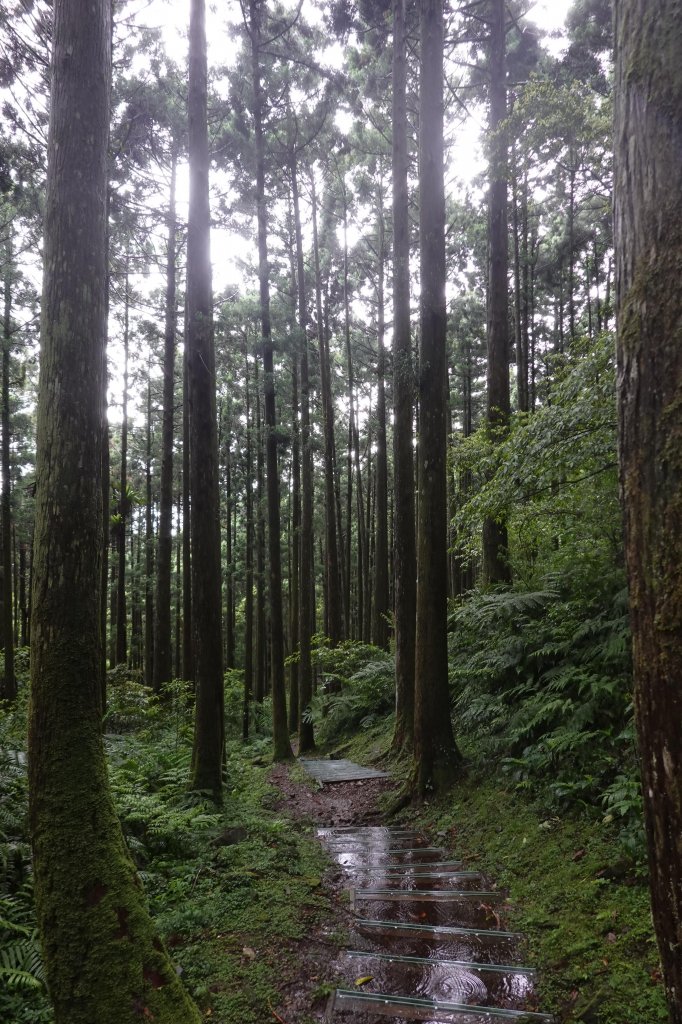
(372, 193, 390, 651)
(1, 225, 16, 701)
(287, 195, 300, 736)
(291, 159, 315, 753)
(255, 368, 267, 705)
(153, 149, 178, 692)
(391, 0, 416, 752)
(181, 340, 193, 682)
(187, 0, 225, 797)
(413, 0, 462, 796)
(115, 255, 129, 665)
(28, 1, 201, 1018)
(224, 422, 235, 670)
(310, 170, 343, 645)
(243, 343, 254, 740)
(482, 0, 512, 585)
(249, 0, 293, 760)
(144, 384, 154, 687)
(614, 5, 682, 1021)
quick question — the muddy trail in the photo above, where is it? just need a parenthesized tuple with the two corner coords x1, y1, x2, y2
(270, 759, 552, 1024)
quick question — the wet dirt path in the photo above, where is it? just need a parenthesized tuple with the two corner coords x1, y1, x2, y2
(270, 760, 552, 1024)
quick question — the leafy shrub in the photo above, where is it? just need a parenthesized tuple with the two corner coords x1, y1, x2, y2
(0, 704, 50, 1022)
(450, 581, 639, 846)
(104, 666, 157, 733)
(304, 638, 394, 742)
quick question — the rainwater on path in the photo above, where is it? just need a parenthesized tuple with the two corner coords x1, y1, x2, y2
(307, 762, 553, 1024)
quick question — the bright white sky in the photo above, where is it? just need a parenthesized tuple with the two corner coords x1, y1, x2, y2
(112, 0, 576, 422)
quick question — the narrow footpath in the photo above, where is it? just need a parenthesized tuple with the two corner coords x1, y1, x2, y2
(273, 758, 553, 1024)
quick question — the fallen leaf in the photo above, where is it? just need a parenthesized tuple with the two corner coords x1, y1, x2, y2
(242, 946, 257, 959)
(354, 976, 373, 987)
(606, 932, 617, 943)
(572, 849, 586, 862)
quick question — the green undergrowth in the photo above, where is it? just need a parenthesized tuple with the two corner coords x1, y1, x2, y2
(340, 722, 667, 1024)
(1, 675, 334, 1024)
(106, 713, 332, 1024)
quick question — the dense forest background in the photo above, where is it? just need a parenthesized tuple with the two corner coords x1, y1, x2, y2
(1, 0, 676, 1021)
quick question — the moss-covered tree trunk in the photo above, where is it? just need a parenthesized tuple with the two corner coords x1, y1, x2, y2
(28, 3, 201, 1021)
(614, 4, 682, 1021)
(413, 0, 462, 796)
(187, 0, 225, 797)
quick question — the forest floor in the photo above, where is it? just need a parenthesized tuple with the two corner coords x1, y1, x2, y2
(268, 761, 397, 1023)
(1, 681, 669, 1024)
(260, 726, 668, 1024)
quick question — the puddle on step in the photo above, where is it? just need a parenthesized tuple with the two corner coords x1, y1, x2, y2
(349, 894, 507, 931)
(349, 918, 523, 967)
(337, 949, 536, 1008)
(326, 988, 553, 1023)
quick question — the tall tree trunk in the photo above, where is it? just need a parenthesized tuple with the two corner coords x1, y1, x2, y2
(372, 195, 390, 651)
(243, 344, 254, 740)
(1, 226, 15, 701)
(101, 419, 109, 702)
(413, 0, 462, 796)
(153, 149, 177, 692)
(101, 190, 111, 705)
(19, 541, 27, 647)
(287, 200, 300, 736)
(342, 190, 354, 638)
(568, 162, 576, 344)
(521, 161, 531, 408)
(130, 526, 143, 670)
(187, 0, 224, 797)
(224, 423, 235, 670)
(109, 546, 117, 668)
(249, 0, 292, 760)
(482, 0, 512, 585)
(615, 6, 682, 1021)
(512, 150, 529, 413)
(391, 0, 416, 752)
(182, 342, 193, 682)
(310, 171, 343, 645)
(174, 499, 182, 680)
(116, 254, 129, 665)
(362, 407, 373, 644)
(291, 160, 315, 752)
(255, 372, 266, 705)
(353, 407, 367, 642)
(28, 1, 201, 1017)
(144, 383, 154, 687)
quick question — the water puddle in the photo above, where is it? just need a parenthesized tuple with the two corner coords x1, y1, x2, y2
(314, 772, 551, 1023)
(327, 988, 552, 1022)
(336, 950, 536, 1008)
